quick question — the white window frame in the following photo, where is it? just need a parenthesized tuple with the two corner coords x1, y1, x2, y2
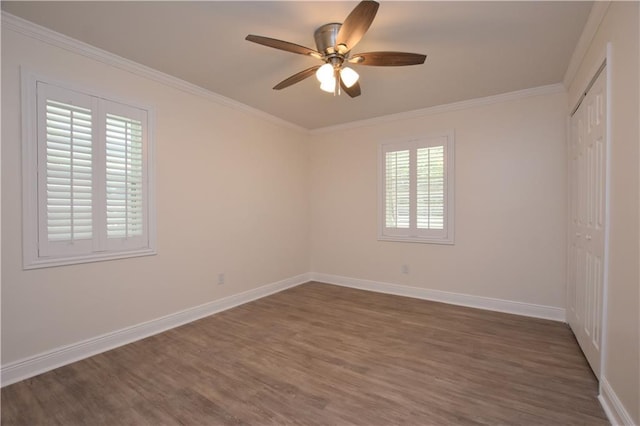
(22, 70, 157, 269)
(378, 132, 455, 244)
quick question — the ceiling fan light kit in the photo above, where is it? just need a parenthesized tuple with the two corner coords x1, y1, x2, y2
(245, 0, 426, 98)
(315, 63, 359, 95)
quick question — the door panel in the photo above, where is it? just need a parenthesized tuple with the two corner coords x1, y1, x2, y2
(567, 66, 606, 378)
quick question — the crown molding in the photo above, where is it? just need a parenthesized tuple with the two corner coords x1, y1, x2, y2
(1, 12, 308, 134)
(310, 83, 566, 135)
(563, 1, 611, 88)
(2, 11, 576, 137)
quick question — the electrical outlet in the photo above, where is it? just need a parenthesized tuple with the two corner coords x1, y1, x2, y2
(217, 273, 225, 285)
(402, 264, 409, 274)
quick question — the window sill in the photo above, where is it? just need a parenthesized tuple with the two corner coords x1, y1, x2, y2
(23, 248, 157, 270)
(377, 235, 454, 245)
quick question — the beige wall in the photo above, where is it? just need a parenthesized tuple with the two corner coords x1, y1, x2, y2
(309, 91, 568, 309)
(3, 7, 639, 421)
(567, 2, 640, 423)
(1, 28, 310, 363)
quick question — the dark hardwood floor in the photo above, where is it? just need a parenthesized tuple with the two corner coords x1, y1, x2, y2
(1, 282, 608, 425)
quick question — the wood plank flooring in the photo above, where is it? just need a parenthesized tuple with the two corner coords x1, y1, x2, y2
(2, 282, 609, 425)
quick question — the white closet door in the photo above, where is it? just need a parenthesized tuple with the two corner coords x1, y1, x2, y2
(567, 67, 606, 378)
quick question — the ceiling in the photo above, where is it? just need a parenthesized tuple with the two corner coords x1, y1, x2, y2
(2, 1, 592, 130)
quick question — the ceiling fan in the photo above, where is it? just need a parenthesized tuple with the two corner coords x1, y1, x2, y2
(245, 0, 426, 98)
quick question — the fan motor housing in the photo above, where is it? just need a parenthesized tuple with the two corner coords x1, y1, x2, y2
(314, 23, 342, 55)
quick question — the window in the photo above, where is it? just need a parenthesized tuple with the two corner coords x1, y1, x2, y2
(23, 74, 156, 268)
(379, 133, 454, 244)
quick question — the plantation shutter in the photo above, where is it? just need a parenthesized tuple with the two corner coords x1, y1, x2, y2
(37, 83, 95, 256)
(33, 82, 151, 263)
(103, 101, 147, 250)
(417, 145, 445, 230)
(385, 149, 411, 229)
(379, 134, 452, 243)
(106, 114, 144, 238)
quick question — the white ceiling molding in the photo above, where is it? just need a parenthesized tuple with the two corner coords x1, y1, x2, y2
(310, 83, 566, 135)
(1, 12, 308, 134)
(563, 1, 611, 88)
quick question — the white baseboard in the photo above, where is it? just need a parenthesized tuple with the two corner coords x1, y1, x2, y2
(0, 271, 569, 387)
(309, 272, 566, 322)
(1, 273, 311, 387)
(599, 376, 637, 426)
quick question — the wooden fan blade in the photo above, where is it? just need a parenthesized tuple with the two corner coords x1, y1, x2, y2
(349, 52, 426, 66)
(340, 80, 362, 98)
(336, 0, 379, 53)
(246, 35, 321, 58)
(273, 65, 321, 90)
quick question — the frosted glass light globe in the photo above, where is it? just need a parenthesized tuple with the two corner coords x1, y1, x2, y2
(340, 67, 359, 88)
(315, 63, 334, 83)
(320, 77, 336, 93)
